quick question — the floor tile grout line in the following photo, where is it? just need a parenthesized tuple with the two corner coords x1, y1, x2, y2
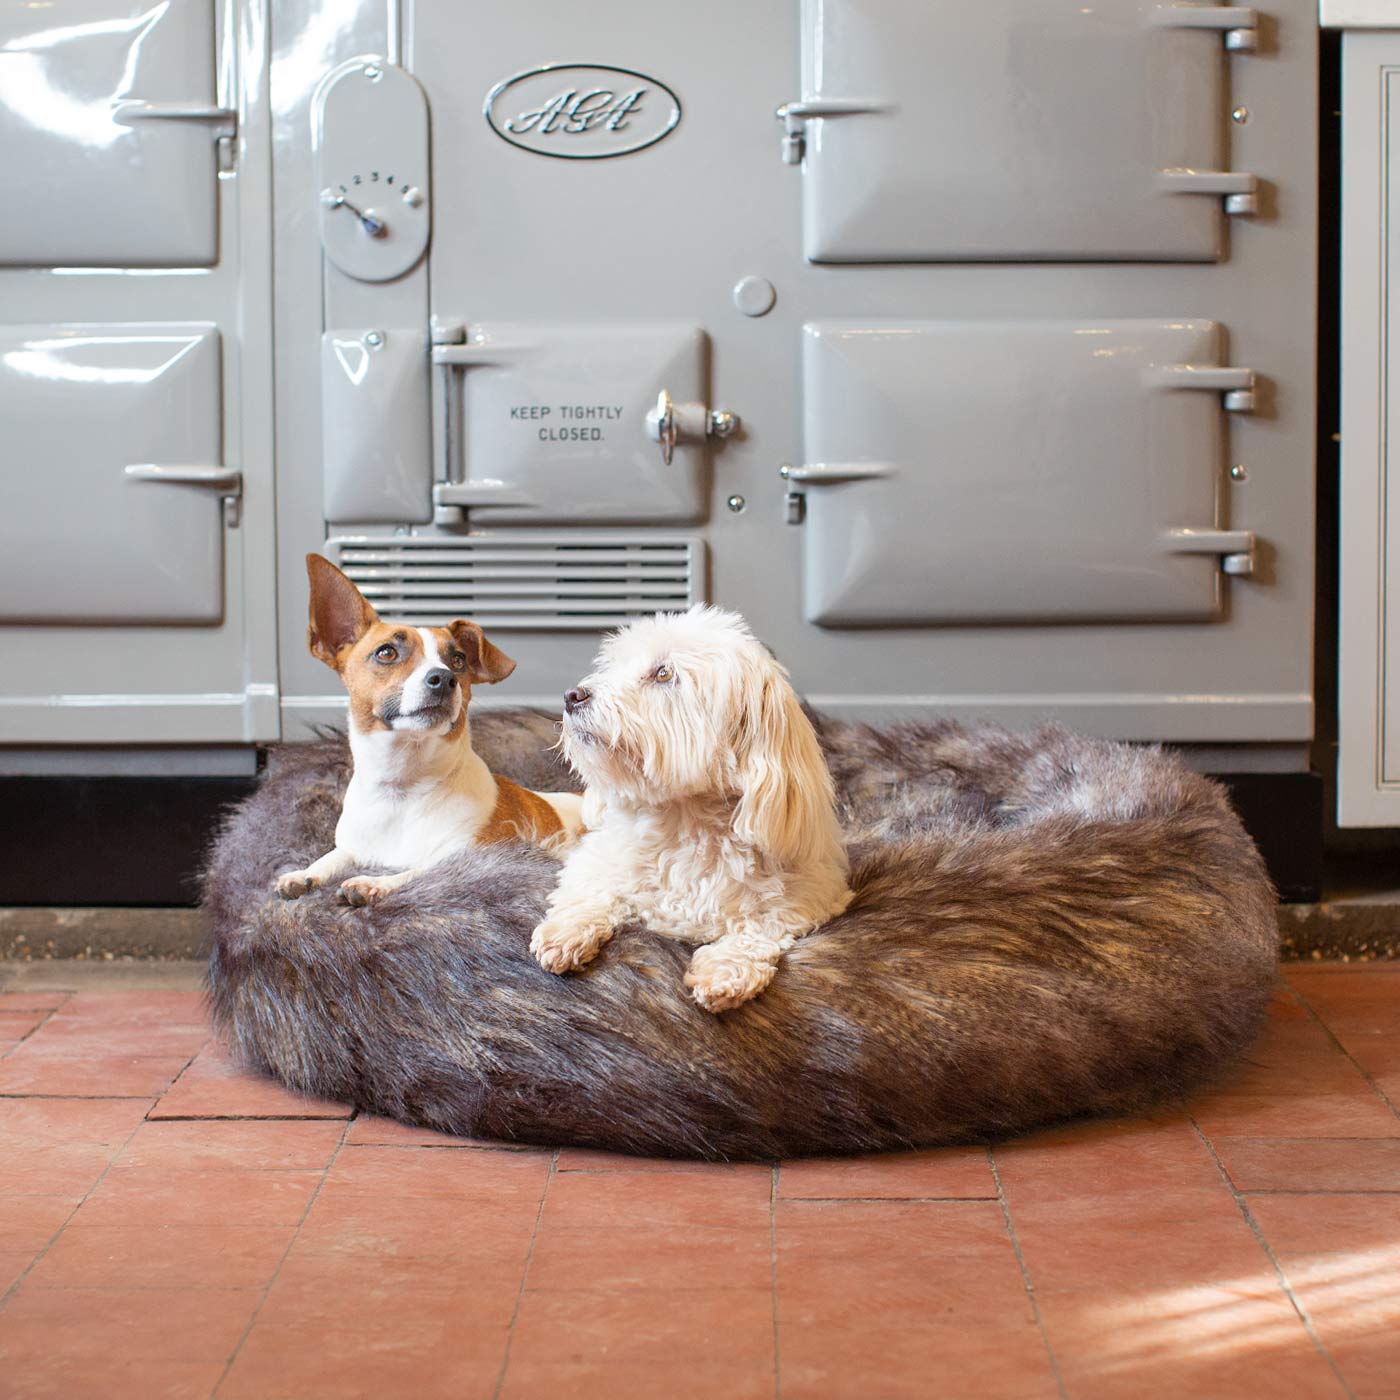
(770, 1161, 782, 1400)
(0, 1093, 159, 1312)
(0, 1001, 69, 1062)
(1188, 1115, 1358, 1400)
(0, 1093, 188, 1101)
(1243, 1188, 1400, 1194)
(210, 1113, 356, 1399)
(778, 1194, 1000, 1203)
(988, 1147, 1068, 1400)
(1290, 988, 1400, 1120)
(491, 1147, 559, 1400)
(141, 1113, 356, 1122)
(0, 1029, 206, 1309)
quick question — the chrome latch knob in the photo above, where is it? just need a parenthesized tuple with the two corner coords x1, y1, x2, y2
(647, 389, 678, 466)
(646, 390, 741, 465)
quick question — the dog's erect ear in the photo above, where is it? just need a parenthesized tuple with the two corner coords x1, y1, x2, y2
(731, 659, 837, 869)
(448, 619, 517, 685)
(305, 554, 379, 671)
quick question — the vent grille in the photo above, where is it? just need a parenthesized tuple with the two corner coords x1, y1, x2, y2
(324, 533, 705, 631)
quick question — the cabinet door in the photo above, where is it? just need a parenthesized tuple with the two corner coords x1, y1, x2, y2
(797, 0, 1253, 262)
(796, 319, 1249, 625)
(0, 324, 228, 623)
(1339, 35, 1400, 824)
(0, 0, 222, 266)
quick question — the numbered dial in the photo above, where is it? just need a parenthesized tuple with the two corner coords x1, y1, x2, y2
(313, 61, 431, 282)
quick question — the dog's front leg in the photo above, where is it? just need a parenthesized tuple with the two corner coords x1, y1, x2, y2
(530, 895, 623, 974)
(338, 868, 419, 907)
(530, 836, 631, 974)
(685, 930, 786, 1013)
(276, 848, 357, 899)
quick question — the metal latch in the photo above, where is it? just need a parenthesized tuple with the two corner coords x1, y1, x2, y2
(114, 101, 238, 173)
(1159, 168, 1260, 217)
(1161, 527, 1257, 578)
(645, 389, 739, 466)
(774, 99, 888, 165)
(1151, 3, 1259, 52)
(124, 463, 244, 527)
(1152, 363, 1258, 412)
(778, 461, 893, 523)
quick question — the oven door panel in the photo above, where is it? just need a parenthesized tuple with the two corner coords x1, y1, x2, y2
(0, 0, 222, 267)
(446, 322, 709, 525)
(798, 319, 1239, 625)
(0, 323, 227, 624)
(798, 0, 1242, 263)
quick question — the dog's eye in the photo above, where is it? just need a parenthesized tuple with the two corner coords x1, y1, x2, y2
(448, 652, 466, 672)
(373, 644, 397, 663)
(651, 663, 674, 683)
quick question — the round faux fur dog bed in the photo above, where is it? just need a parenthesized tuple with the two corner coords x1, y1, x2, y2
(204, 710, 1278, 1159)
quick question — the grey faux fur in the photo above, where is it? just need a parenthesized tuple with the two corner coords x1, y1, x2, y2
(204, 710, 1278, 1159)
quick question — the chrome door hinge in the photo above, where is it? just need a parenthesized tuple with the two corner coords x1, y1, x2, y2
(1151, 3, 1259, 52)
(124, 463, 244, 526)
(1161, 527, 1257, 577)
(774, 99, 888, 165)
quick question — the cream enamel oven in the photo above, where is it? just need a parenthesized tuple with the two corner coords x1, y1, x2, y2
(1, 0, 1317, 772)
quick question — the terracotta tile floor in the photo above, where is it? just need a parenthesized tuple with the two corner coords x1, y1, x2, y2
(0, 962, 1397, 1400)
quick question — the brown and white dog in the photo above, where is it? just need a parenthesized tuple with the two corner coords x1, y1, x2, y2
(276, 554, 584, 906)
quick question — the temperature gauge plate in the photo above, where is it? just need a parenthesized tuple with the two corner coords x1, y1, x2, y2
(313, 59, 431, 282)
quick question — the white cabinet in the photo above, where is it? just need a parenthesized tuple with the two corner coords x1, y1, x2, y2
(1339, 33, 1400, 822)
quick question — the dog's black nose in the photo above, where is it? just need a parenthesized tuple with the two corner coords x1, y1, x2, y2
(564, 686, 591, 713)
(424, 668, 456, 692)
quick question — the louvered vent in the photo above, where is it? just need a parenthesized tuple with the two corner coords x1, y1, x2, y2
(324, 534, 705, 631)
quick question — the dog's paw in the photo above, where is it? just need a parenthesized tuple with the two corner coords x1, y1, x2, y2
(337, 876, 397, 908)
(530, 915, 610, 974)
(685, 945, 777, 1013)
(276, 870, 319, 900)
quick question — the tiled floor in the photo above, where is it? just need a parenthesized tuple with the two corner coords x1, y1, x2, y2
(0, 962, 1396, 1400)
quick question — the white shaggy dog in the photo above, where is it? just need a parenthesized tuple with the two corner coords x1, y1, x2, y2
(530, 606, 853, 1012)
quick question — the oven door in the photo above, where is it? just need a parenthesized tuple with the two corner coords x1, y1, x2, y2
(794, 318, 1253, 625)
(0, 0, 225, 267)
(0, 324, 230, 624)
(793, 0, 1257, 263)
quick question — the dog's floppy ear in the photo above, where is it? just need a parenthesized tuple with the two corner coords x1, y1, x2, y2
(448, 620, 517, 685)
(306, 554, 379, 671)
(731, 657, 837, 869)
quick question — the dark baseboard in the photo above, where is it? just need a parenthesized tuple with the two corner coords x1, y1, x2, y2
(0, 767, 1324, 907)
(0, 774, 262, 906)
(1214, 771, 1325, 904)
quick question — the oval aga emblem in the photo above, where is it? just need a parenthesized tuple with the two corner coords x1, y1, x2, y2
(484, 64, 681, 160)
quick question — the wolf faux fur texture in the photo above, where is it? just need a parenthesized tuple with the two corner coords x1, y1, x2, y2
(205, 710, 1278, 1160)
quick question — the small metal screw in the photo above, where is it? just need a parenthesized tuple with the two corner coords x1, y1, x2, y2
(727, 494, 747, 513)
(1231, 106, 1249, 124)
(1230, 463, 1248, 482)
(778, 464, 793, 479)
(364, 64, 382, 81)
(364, 330, 385, 349)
